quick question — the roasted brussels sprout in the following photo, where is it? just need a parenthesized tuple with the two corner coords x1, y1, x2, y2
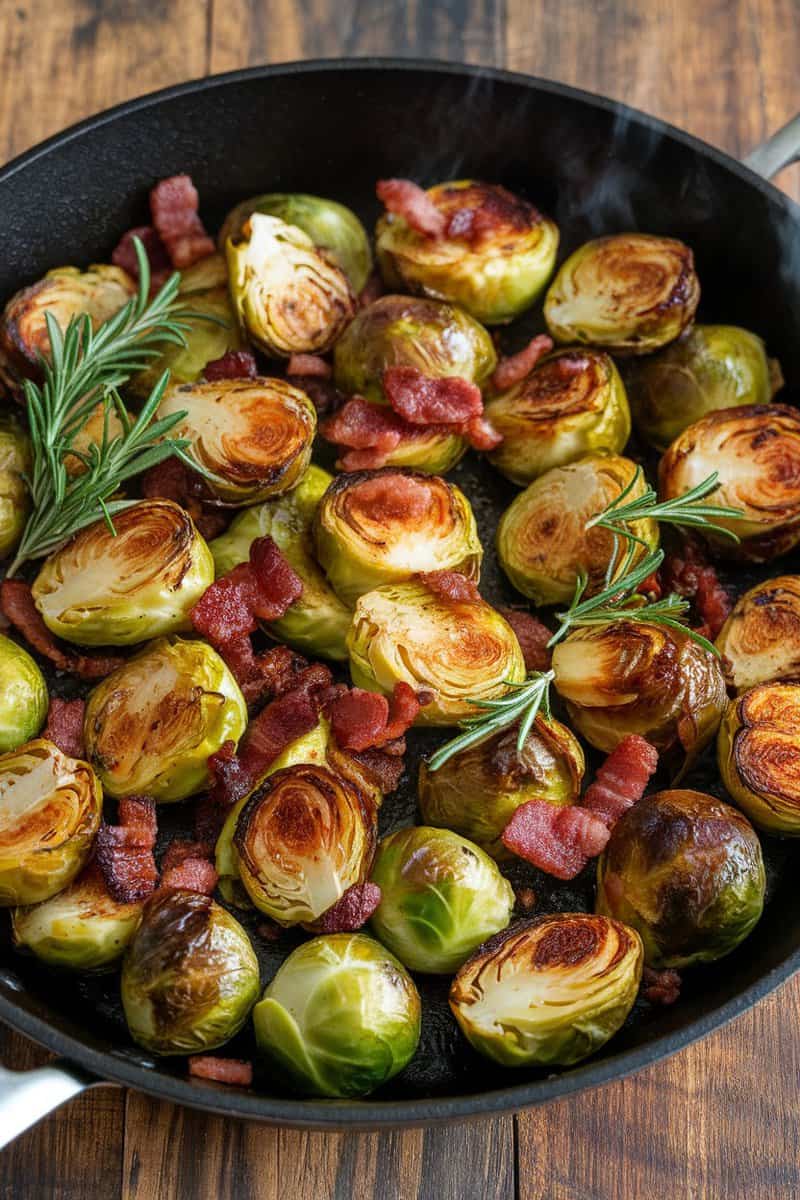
(626, 325, 781, 451)
(718, 682, 800, 835)
(32, 500, 214, 646)
(544, 234, 700, 354)
(596, 789, 765, 967)
(314, 469, 482, 606)
(485, 349, 631, 486)
(0, 739, 102, 906)
(0, 635, 47, 753)
(210, 464, 351, 660)
(219, 193, 372, 294)
(375, 181, 559, 324)
(178, 253, 229, 294)
(158, 377, 316, 505)
(84, 638, 247, 802)
(497, 454, 658, 606)
(450, 914, 642, 1067)
(418, 716, 584, 859)
(369, 826, 514, 973)
(63, 401, 126, 479)
(552, 620, 727, 760)
(128, 287, 241, 400)
(347, 579, 525, 725)
(11, 863, 142, 970)
(252, 932, 420, 1097)
(715, 576, 800, 692)
(226, 213, 356, 357)
(0, 417, 30, 558)
(659, 404, 800, 559)
(121, 889, 260, 1055)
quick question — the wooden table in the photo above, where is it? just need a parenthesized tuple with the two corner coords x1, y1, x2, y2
(1, 2, 799, 1196)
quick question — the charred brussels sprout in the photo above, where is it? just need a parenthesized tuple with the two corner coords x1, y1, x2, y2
(418, 716, 584, 859)
(32, 500, 214, 646)
(121, 889, 260, 1055)
(0, 635, 47, 753)
(450, 914, 642, 1068)
(0, 740, 102, 906)
(715, 576, 800, 692)
(314, 469, 482, 606)
(370, 827, 514, 973)
(718, 682, 800, 835)
(375, 181, 559, 325)
(252, 932, 420, 1097)
(485, 349, 631, 486)
(210, 464, 351, 660)
(544, 234, 700, 354)
(347, 579, 525, 725)
(497, 454, 658, 606)
(128, 287, 241, 400)
(659, 404, 800, 560)
(0, 417, 30, 557)
(596, 789, 765, 967)
(158, 377, 316, 505)
(226, 213, 356, 357)
(84, 638, 247, 802)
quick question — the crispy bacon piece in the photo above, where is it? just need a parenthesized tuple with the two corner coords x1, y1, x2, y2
(0, 581, 123, 680)
(349, 746, 405, 794)
(639, 570, 663, 600)
(141, 457, 227, 541)
(42, 697, 86, 758)
(490, 334, 554, 391)
(376, 179, 446, 238)
(111, 225, 172, 290)
(160, 857, 218, 895)
(161, 839, 214, 871)
(461, 414, 503, 451)
(358, 268, 385, 308)
(314, 882, 383, 933)
(419, 570, 482, 605)
(188, 1056, 253, 1086)
(95, 796, 158, 903)
(203, 349, 258, 381)
(582, 735, 659, 829)
(321, 397, 404, 461)
(502, 800, 610, 881)
(499, 609, 552, 672)
(642, 966, 682, 1006)
(383, 366, 482, 426)
(292, 376, 345, 418)
(662, 541, 731, 639)
(694, 566, 732, 640)
(150, 175, 215, 269)
(328, 682, 421, 752)
(286, 353, 331, 378)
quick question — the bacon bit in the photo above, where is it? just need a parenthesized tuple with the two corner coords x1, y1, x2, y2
(257, 920, 283, 942)
(502, 800, 610, 881)
(419, 570, 482, 605)
(42, 697, 86, 758)
(462, 414, 503, 451)
(95, 796, 158, 903)
(313, 882, 383, 932)
(514, 886, 537, 912)
(662, 541, 731, 639)
(150, 175, 215, 269)
(582, 735, 659, 829)
(383, 366, 483, 426)
(160, 857, 218, 895)
(358, 269, 385, 308)
(141, 457, 228, 541)
(203, 350, 258, 381)
(161, 839, 214, 871)
(188, 1056, 253, 1087)
(376, 179, 446, 238)
(111, 225, 172, 291)
(349, 747, 405, 794)
(499, 609, 552, 672)
(694, 568, 732, 640)
(490, 335, 554, 391)
(642, 966, 682, 1006)
(292, 376, 345, 418)
(639, 570, 663, 600)
(328, 682, 421, 752)
(321, 397, 404, 459)
(286, 353, 331, 379)
(0, 581, 123, 680)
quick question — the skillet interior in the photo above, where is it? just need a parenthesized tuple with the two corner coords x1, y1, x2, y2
(1, 59, 800, 1127)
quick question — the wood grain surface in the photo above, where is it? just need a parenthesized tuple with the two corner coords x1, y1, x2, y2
(1, 2, 799, 1197)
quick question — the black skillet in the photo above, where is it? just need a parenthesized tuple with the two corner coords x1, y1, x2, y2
(2, 59, 800, 1142)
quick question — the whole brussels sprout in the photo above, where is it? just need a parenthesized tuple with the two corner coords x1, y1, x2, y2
(210, 464, 351, 660)
(718, 681, 800, 835)
(12, 863, 142, 970)
(313, 468, 482, 606)
(596, 789, 765, 967)
(226, 213, 356, 357)
(32, 500, 214, 646)
(497, 454, 658, 606)
(369, 826, 514, 973)
(450, 914, 642, 1067)
(219, 193, 372, 294)
(0, 634, 47, 753)
(252, 932, 421, 1097)
(347, 579, 525, 725)
(418, 716, 584, 859)
(0, 739, 102, 906)
(659, 404, 800, 560)
(375, 180, 559, 325)
(121, 889, 260, 1055)
(158, 377, 316, 505)
(178, 253, 229, 294)
(84, 638, 247, 802)
(544, 234, 700, 354)
(485, 349, 631, 486)
(127, 286, 242, 400)
(0, 417, 30, 558)
(626, 325, 782, 451)
(715, 575, 800, 692)
(552, 619, 726, 761)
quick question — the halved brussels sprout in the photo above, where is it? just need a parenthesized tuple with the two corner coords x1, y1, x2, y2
(226, 213, 356, 357)
(157, 377, 316, 505)
(0, 635, 47, 753)
(314, 469, 482, 606)
(375, 180, 559, 325)
(347, 579, 525, 725)
(497, 454, 658, 606)
(63, 400, 126, 479)
(84, 638, 247, 802)
(418, 716, 584, 860)
(450, 914, 642, 1067)
(127, 287, 242, 401)
(626, 325, 782, 451)
(252, 932, 420, 1097)
(32, 500, 214, 646)
(485, 349, 631, 486)
(11, 863, 142, 970)
(544, 234, 700, 354)
(715, 576, 800, 692)
(219, 193, 372, 294)
(369, 826, 514, 973)
(596, 789, 765, 967)
(0, 417, 30, 557)
(659, 404, 800, 559)
(121, 889, 260, 1055)
(178, 253, 229, 294)
(210, 464, 351, 660)
(0, 739, 102, 906)
(552, 620, 726, 760)
(718, 682, 800, 835)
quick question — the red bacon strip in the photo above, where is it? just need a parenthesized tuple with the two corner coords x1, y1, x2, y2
(286, 353, 331, 379)
(502, 801, 610, 881)
(662, 541, 731, 639)
(150, 175, 215, 269)
(382, 366, 483, 426)
(160, 857, 218, 896)
(328, 682, 421, 752)
(95, 796, 158, 903)
(490, 334, 554, 391)
(462, 414, 503, 451)
(111, 225, 172, 290)
(141, 457, 228, 541)
(188, 1056, 253, 1087)
(419, 570, 482, 605)
(203, 350, 258, 381)
(314, 882, 383, 933)
(642, 966, 682, 1006)
(43, 697, 86, 759)
(499, 609, 552, 672)
(582, 735, 659, 829)
(321, 397, 404, 464)
(376, 179, 446, 238)
(0, 581, 123, 680)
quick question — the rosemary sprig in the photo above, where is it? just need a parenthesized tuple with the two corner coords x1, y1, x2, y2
(585, 467, 742, 545)
(426, 670, 555, 772)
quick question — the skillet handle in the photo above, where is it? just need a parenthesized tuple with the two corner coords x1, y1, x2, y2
(0, 1060, 104, 1150)
(744, 113, 800, 178)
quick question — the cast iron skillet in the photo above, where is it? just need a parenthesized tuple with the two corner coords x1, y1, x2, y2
(2, 59, 800, 1141)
